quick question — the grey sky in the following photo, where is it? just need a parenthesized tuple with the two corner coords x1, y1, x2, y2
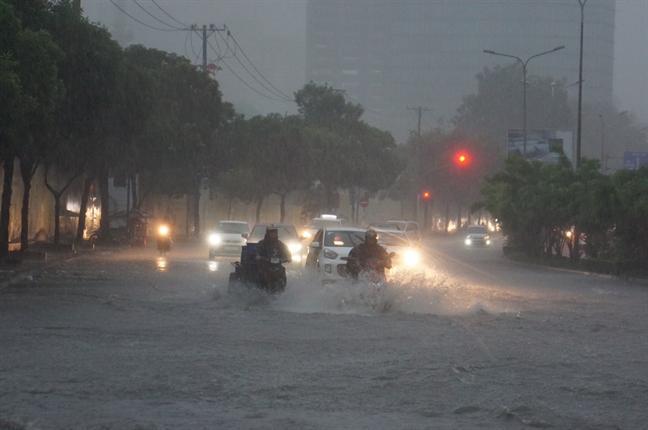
(82, 0, 647, 128)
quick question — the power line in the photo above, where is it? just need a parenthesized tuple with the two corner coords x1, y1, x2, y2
(223, 27, 294, 101)
(206, 39, 293, 103)
(151, 0, 188, 28)
(215, 30, 292, 102)
(108, 0, 183, 32)
(131, 0, 183, 30)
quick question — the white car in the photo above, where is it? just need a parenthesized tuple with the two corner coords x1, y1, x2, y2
(305, 227, 366, 281)
(384, 219, 421, 243)
(300, 214, 348, 242)
(208, 220, 250, 259)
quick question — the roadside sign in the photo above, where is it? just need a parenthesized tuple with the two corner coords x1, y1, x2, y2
(623, 151, 648, 169)
(359, 197, 369, 208)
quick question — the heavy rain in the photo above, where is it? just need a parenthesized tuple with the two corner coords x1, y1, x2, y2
(1, 1, 646, 429)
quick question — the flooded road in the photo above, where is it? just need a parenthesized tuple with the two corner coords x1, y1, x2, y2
(1, 237, 646, 429)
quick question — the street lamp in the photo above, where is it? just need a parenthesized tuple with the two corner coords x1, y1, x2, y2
(576, 0, 587, 168)
(484, 45, 565, 155)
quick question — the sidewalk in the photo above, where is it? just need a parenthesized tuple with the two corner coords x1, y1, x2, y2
(0, 243, 90, 291)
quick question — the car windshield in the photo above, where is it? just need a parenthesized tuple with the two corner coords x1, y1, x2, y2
(216, 222, 249, 234)
(377, 231, 409, 246)
(323, 230, 365, 247)
(309, 219, 341, 229)
(248, 226, 298, 242)
(386, 222, 405, 230)
(467, 226, 488, 234)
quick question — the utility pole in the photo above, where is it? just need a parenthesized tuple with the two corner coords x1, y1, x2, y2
(407, 106, 433, 231)
(190, 24, 226, 74)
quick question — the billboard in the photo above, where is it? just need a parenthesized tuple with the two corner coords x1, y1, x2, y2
(623, 151, 648, 170)
(507, 129, 573, 162)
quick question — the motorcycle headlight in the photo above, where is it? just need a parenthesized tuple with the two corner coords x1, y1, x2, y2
(403, 249, 419, 265)
(323, 248, 338, 260)
(158, 225, 169, 236)
(208, 233, 221, 246)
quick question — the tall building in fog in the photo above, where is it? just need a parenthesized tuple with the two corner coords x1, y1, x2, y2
(306, 0, 616, 142)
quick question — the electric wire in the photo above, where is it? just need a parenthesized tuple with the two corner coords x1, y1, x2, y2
(151, 0, 189, 28)
(131, 0, 183, 30)
(109, 0, 183, 32)
(223, 27, 294, 101)
(215, 30, 293, 102)
(206, 39, 293, 103)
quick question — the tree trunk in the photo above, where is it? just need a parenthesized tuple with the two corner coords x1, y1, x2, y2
(19, 158, 38, 252)
(44, 167, 78, 246)
(444, 203, 450, 233)
(130, 173, 138, 209)
(255, 197, 264, 223)
(280, 192, 287, 223)
(0, 157, 15, 260)
(193, 185, 200, 237)
(227, 196, 233, 220)
(98, 169, 111, 239)
(76, 176, 93, 244)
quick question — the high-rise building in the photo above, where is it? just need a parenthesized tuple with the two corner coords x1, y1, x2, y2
(306, 0, 615, 142)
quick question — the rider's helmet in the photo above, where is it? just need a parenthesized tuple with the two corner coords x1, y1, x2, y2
(265, 226, 279, 241)
(365, 229, 378, 246)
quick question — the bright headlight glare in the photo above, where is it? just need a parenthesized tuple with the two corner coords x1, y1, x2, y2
(208, 234, 221, 245)
(159, 225, 169, 236)
(465, 238, 472, 245)
(403, 249, 419, 265)
(289, 243, 302, 253)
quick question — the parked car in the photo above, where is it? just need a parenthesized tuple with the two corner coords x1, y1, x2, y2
(305, 227, 366, 281)
(208, 220, 250, 258)
(247, 222, 304, 265)
(464, 225, 491, 247)
(301, 214, 348, 242)
(384, 219, 421, 243)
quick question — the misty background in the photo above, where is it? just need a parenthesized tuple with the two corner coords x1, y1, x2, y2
(81, 0, 647, 144)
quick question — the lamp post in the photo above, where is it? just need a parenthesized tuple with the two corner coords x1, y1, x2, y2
(484, 45, 565, 155)
(576, 0, 587, 168)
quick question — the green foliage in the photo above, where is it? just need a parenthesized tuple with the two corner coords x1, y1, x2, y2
(479, 156, 647, 267)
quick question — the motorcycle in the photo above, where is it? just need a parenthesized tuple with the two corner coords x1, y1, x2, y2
(228, 243, 287, 295)
(343, 252, 396, 309)
(156, 224, 172, 255)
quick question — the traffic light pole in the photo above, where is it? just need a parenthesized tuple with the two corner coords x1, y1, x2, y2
(407, 106, 432, 229)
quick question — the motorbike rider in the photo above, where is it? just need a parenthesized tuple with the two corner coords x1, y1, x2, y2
(252, 226, 292, 264)
(251, 226, 292, 292)
(346, 229, 392, 281)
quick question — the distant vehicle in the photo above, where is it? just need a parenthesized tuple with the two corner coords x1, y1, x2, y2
(247, 222, 304, 265)
(464, 225, 491, 247)
(305, 227, 367, 282)
(383, 219, 421, 243)
(301, 214, 348, 242)
(208, 220, 250, 259)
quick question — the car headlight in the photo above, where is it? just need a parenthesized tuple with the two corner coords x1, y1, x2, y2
(465, 238, 472, 245)
(208, 233, 221, 246)
(301, 231, 312, 240)
(323, 248, 338, 260)
(288, 242, 302, 254)
(402, 249, 419, 265)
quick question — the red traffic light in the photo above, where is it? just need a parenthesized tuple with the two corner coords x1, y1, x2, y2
(421, 190, 431, 199)
(454, 151, 470, 166)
